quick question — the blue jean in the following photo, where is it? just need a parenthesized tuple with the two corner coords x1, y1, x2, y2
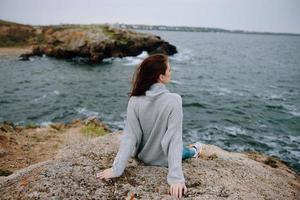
(182, 146, 196, 160)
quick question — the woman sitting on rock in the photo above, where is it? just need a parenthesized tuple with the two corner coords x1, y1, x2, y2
(97, 53, 203, 198)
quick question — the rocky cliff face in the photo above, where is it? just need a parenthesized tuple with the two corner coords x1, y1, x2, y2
(0, 120, 299, 199)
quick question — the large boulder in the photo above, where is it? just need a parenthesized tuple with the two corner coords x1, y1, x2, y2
(0, 130, 299, 199)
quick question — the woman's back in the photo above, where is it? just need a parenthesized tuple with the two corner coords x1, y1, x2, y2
(132, 82, 182, 166)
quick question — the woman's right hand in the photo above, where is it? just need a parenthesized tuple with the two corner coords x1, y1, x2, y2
(169, 182, 187, 198)
(96, 167, 117, 181)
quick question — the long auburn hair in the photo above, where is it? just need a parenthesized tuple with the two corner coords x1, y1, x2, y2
(128, 54, 169, 97)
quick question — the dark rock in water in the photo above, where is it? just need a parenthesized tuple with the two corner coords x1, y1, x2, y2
(18, 25, 177, 63)
(19, 52, 34, 61)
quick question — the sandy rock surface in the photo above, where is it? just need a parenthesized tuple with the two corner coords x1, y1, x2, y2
(1, 128, 299, 199)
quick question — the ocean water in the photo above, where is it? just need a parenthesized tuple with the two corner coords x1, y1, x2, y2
(0, 31, 299, 173)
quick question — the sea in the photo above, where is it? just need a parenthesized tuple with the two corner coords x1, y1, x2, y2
(0, 30, 299, 173)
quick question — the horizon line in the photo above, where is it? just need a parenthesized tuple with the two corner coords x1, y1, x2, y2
(2, 18, 300, 36)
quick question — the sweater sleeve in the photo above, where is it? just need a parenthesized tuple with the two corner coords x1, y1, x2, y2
(161, 94, 185, 185)
(112, 97, 142, 177)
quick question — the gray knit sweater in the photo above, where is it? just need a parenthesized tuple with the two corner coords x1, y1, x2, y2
(112, 82, 185, 184)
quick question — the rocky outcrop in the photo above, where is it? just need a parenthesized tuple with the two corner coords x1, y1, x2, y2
(0, 19, 178, 63)
(0, 20, 177, 63)
(19, 25, 177, 63)
(0, 120, 299, 199)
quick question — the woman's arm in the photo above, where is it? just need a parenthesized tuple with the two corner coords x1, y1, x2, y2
(97, 97, 142, 179)
(161, 94, 187, 198)
(161, 94, 185, 184)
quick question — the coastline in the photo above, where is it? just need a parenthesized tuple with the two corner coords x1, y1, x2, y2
(0, 118, 299, 199)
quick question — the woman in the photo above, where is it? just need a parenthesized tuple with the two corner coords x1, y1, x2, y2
(96, 54, 203, 198)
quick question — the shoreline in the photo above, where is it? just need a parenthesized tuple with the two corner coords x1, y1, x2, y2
(0, 46, 32, 56)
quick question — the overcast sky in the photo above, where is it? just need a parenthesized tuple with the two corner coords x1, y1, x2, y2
(1, 0, 299, 34)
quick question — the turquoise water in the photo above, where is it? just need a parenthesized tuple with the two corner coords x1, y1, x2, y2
(0, 31, 299, 173)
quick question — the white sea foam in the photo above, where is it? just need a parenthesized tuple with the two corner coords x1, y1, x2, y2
(223, 126, 248, 136)
(136, 51, 148, 58)
(268, 94, 286, 100)
(122, 57, 142, 66)
(258, 124, 268, 128)
(217, 87, 232, 95)
(122, 51, 148, 66)
(32, 91, 60, 102)
(212, 87, 244, 96)
(268, 85, 277, 89)
(255, 92, 286, 101)
(107, 120, 125, 130)
(75, 107, 99, 117)
(40, 121, 53, 127)
(33, 94, 47, 102)
(282, 104, 300, 116)
(170, 80, 183, 85)
(53, 90, 60, 95)
(170, 49, 194, 63)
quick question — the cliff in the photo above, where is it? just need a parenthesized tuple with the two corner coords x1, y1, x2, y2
(0, 119, 299, 199)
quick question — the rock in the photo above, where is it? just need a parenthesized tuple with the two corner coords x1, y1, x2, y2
(1, 19, 178, 62)
(0, 131, 299, 199)
(0, 149, 7, 157)
(83, 116, 111, 132)
(0, 169, 12, 177)
(49, 123, 66, 131)
(0, 121, 16, 133)
(18, 24, 177, 63)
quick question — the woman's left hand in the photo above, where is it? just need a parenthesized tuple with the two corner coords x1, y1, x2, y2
(96, 167, 117, 181)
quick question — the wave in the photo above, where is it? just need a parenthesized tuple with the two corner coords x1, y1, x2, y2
(32, 90, 60, 102)
(53, 90, 60, 95)
(106, 120, 125, 131)
(33, 94, 47, 102)
(170, 80, 182, 85)
(223, 126, 248, 136)
(265, 104, 285, 109)
(254, 93, 287, 101)
(183, 102, 207, 108)
(122, 51, 148, 66)
(264, 103, 300, 116)
(136, 51, 148, 59)
(40, 121, 53, 127)
(282, 104, 300, 116)
(169, 48, 194, 63)
(209, 87, 245, 96)
(75, 107, 99, 117)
